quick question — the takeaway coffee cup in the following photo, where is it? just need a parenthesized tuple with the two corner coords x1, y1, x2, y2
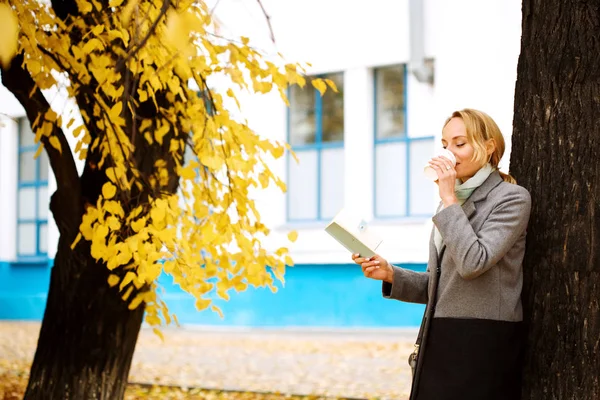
(424, 149, 456, 181)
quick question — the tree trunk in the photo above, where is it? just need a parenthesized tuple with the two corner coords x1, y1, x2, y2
(510, 1, 600, 399)
(24, 225, 145, 399)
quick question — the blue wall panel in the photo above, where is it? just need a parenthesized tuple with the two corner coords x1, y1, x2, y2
(0, 261, 51, 320)
(0, 261, 425, 328)
(158, 263, 426, 327)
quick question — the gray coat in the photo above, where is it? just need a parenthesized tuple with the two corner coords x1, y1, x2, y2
(382, 171, 531, 398)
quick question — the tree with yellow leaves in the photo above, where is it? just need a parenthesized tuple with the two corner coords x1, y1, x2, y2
(0, 0, 334, 398)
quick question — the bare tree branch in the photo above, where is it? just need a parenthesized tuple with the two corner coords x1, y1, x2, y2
(256, 0, 276, 44)
(209, 0, 222, 16)
(1, 54, 82, 236)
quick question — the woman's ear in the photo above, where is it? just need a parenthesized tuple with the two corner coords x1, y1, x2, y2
(486, 138, 496, 156)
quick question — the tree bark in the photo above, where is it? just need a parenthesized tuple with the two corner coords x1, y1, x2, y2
(510, 1, 600, 399)
(24, 239, 145, 400)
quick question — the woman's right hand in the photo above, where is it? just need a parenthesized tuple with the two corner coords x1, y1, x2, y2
(352, 253, 394, 283)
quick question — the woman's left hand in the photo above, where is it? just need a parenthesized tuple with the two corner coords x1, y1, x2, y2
(429, 156, 458, 207)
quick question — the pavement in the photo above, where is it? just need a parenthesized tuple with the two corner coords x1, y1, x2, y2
(0, 322, 417, 399)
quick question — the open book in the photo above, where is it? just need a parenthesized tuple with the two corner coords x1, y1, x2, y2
(324, 209, 383, 258)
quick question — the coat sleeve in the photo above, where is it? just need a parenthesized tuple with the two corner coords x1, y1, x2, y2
(382, 265, 429, 304)
(432, 186, 531, 280)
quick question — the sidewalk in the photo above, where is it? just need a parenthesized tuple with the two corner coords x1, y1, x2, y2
(0, 322, 416, 399)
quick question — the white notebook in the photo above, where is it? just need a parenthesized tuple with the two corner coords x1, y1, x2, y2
(324, 209, 383, 258)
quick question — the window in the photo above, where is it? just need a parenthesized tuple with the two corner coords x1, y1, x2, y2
(373, 65, 435, 218)
(287, 72, 344, 222)
(17, 118, 49, 258)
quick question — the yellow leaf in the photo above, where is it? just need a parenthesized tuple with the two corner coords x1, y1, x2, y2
(165, 10, 193, 56)
(49, 136, 62, 154)
(109, 0, 124, 7)
(77, 0, 93, 13)
(128, 293, 144, 310)
(122, 0, 138, 26)
(90, 25, 104, 36)
(258, 172, 269, 189)
(154, 123, 170, 145)
(139, 119, 152, 133)
(287, 230, 298, 242)
(107, 29, 127, 45)
(211, 305, 224, 319)
(107, 274, 120, 287)
(104, 200, 124, 217)
(73, 125, 86, 138)
(272, 143, 284, 159)
(105, 167, 118, 183)
(27, 59, 42, 76)
(131, 218, 146, 233)
(91, 240, 108, 260)
(119, 271, 136, 291)
(109, 102, 125, 125)
(121, 286, 133, 301)
(195, 298, 211, 311)
(117, 245, 132, 266)
(82, 38, 104, 54)
(180, 166, 196, 180)
(106, 216, 121, 231)
(311, 79, 327, 96)
(152, 328, 165, 341)
(102, 182, 117, 199)
(0, 4, 18, 68)
(150, 207, 166, 224)
(93, 224, 109, 242)
(71, 232, 82, 250)
(34, 144, 44, 159)
(325, 78, 339, 93)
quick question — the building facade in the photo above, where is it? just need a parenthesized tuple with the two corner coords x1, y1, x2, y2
(0, 0, 522, 327)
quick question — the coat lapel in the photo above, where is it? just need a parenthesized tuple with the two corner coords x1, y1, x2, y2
(460, 171, 503, 213)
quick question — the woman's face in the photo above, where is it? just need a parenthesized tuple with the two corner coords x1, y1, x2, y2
(441, 117, 485, 182)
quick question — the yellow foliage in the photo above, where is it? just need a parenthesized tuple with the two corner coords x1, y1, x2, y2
(311, 78, 327, 96)
(0, 4, 18, 68)
(287, 230, 298, 243)
(102, 182, 117, 200)
(107, 274, 120, 287)
(11, 0, 335, 333)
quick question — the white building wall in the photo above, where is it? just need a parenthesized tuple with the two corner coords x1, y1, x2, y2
(0, 81, 84, 262)
(217, 0, 523, 265)
(0, 0, 523, 266)
(0, 116, 18, 261)
(432, 0, 522, 170)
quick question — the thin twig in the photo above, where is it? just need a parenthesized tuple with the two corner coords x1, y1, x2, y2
(209, 0, 222, 16)
(255, 0, 276, 44)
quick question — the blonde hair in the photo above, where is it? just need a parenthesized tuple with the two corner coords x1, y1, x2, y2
(444, 108, 516, 184)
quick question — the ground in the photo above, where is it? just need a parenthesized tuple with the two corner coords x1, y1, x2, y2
(0, 322, 416, 399)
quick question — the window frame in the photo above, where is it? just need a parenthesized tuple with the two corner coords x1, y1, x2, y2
(286, 72, 345, 223)
(16, 117, 49, 260)
(372, 65, 435, 219)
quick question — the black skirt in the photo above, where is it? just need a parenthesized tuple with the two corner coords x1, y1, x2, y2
(414, 317, 523, 400)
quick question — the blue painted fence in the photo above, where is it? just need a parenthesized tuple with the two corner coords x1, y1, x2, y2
(0, 261, 425, 327)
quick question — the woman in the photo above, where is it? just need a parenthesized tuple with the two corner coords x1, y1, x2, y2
(352, 109, 531, 400)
